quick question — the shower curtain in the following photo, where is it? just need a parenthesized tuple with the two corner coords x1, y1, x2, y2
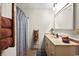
(16, 7, 28, 56)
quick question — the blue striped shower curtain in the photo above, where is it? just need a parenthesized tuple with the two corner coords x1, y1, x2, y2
(16, 7, 28, 56)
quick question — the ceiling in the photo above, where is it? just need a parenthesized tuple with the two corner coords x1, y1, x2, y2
(16, 3, 54, 9)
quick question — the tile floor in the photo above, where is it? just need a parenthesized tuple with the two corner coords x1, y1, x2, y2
(26, 48, 47, 56)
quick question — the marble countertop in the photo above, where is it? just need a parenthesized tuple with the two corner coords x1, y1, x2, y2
(45, 33, 79, 46)
(54, 30, 79, 41)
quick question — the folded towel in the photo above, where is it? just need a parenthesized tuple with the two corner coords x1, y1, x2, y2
(0, 37, 13, 50)
(1, 17, 12, 28)
(0, 29, 12, 39)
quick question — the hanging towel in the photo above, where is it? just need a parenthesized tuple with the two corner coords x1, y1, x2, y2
(0, 28, 12, 39)
(0, 37, 13, 50)
(33, 30, 39, 42)
(1, 17, 12, 28)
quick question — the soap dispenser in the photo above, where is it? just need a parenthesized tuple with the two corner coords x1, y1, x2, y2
(50, 28, 54, 35)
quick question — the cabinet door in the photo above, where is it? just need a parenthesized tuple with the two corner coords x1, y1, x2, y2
(55, 46, 76, 56)
(49, 42, 55, 56)
(45, 36, 55, 56)
(45, 37, 51, 55)
(45, 37, 48, 51)
(45, 37, 49, 55)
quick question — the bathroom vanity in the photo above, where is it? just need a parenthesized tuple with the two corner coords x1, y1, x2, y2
(44, 33, 79, 56)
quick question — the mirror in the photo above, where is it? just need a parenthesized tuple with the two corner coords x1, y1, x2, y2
(54, 3, 74, 30)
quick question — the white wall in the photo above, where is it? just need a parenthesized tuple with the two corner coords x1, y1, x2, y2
(2, 47, 16, 56)
(28, 8, 54, 48)
(2, 3, 12, 18)
(1, 3, 16, 56)
(17, 4, 54, 49)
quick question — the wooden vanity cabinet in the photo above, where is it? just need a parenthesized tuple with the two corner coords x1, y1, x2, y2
(44, 33, 79, 56)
